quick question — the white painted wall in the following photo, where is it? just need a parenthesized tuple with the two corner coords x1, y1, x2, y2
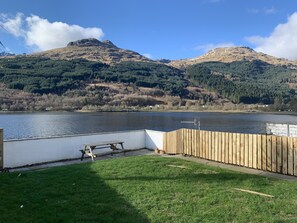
(4, 130, 146, 168)
(145, 130, 164, 150)
(3, 129, 164, 168)
(267, 123, 297, 137)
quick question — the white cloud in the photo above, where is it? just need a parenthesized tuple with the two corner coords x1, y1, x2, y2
(247, 12, 297, 60)
(0, 13, 104, 51)
(0, 13, 23, 37)
(143, 53, 152, 59)
(194, 42, 235, 53)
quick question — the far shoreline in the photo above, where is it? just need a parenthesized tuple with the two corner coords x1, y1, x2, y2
(0, 108, 297, 116)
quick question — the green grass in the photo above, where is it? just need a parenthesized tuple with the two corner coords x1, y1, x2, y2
(0, 156, 296, 222)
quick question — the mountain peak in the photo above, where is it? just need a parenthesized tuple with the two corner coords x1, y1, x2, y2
(102, 40, 117, 48)
(66, 38, 118, 48)
(170, 46, 296, 68)
(34, 38, 151, 64)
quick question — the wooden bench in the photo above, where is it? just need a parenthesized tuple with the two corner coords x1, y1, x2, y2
(80, 141, 124, 161)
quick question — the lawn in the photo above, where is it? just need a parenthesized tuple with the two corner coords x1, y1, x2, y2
(0, 155, 296, 222)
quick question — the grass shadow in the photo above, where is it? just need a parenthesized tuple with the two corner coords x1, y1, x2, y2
(0, 162, 150, 222)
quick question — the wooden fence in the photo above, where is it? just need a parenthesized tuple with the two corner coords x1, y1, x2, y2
(0, 129, 3, 170)
(163, 129, 297, 177)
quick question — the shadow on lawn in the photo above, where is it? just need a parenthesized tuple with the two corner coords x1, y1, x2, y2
(0, 163, 150, 223)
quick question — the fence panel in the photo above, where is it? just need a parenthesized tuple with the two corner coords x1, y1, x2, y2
(163, 129, 297, 177)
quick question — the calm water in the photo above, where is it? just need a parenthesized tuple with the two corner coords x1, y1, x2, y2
(1, 112, 297, 140)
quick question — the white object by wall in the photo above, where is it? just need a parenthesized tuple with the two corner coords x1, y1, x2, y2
(266, 123, 297, 137)
(3, 129, 164, 168)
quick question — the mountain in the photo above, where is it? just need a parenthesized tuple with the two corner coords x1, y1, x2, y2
(32, 38, 152, 64)
(1, 39, 297, 112)
(169, 47, 297, 69)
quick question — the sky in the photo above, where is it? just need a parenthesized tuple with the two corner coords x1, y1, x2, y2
(0, 0, 297, 60)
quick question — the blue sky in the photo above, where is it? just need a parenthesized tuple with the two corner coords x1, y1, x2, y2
(1, 0, 297, 60)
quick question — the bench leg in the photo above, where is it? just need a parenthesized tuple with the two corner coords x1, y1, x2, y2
(80, 150, 85, 161)
(120, 143, 124, 150)
(89, 146, 95, 161)
(80, 145, 88, 161)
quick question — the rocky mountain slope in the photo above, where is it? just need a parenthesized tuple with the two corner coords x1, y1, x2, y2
(32, 38, 152, 64)
(169, 47, 297, 69)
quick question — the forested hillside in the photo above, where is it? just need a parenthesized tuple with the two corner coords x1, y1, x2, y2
(187, 60, 295, 104)
(0, 57, 187, 96)
(1, 41, 297, 112)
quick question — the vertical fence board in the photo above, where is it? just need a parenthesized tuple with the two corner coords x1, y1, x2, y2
(232, 133, 237, 165)
(287, 137, 294, 176)
(205, 131, 208, 159)
(187, 129, 191, 155)
(200, 130, 204, 159)
(252, 134, 258, 169)
(207, 131, 210, 160)
(210, 132, 214, 160)
(187, 129, 192, 155)
(225, 133, 229, 163)
(217, 132, 221, 161)
(229, 133, 233, 164)
(271, 136, 276, 172)
(206, 132, 212, 159)
(191, 130, 195, 156)
(213, 132, 217, 161)
(202, 131, 209, 159)
(244, 134, 249, 167)
(222, 132, 225, 163)
(293, 138, 297, 176)
(240, 134, 245, 166)
(192, 130, 197, 156)
(282, 137, 288, 175)
(218, 132, 222, 162)
(196, 130, 200, 157)
(262, 135, 267, 171)
(200, 131, 203, 158)
(184, 129, 187, 155)
(248, 134, 253, 168)
(0, 129, 3, 170)
(276, 136, 282, 173)
(236, 133, 240, 165)
(257, 135, 262, 169)
(269, 136, 275, 172)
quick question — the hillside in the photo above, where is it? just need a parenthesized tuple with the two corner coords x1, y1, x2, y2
(32, 38, 152, 64)
(170, 47, 297, 69)
(186, 60, 296, 104)
(1, 40, 297, 112)
(0, 56, 226, 111)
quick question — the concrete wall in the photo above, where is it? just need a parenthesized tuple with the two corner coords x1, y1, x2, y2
(3, 129, 165, 168)
(145, 130, 164, 150)
(266, 123, 297, 137)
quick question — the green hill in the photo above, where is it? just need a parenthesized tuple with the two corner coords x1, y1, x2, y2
(186, 60, 295, 104)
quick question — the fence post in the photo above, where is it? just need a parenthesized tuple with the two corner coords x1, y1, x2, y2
(0, 129, 3, 170)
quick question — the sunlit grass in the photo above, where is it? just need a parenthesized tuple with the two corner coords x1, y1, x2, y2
(0, 155, 296, 222)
